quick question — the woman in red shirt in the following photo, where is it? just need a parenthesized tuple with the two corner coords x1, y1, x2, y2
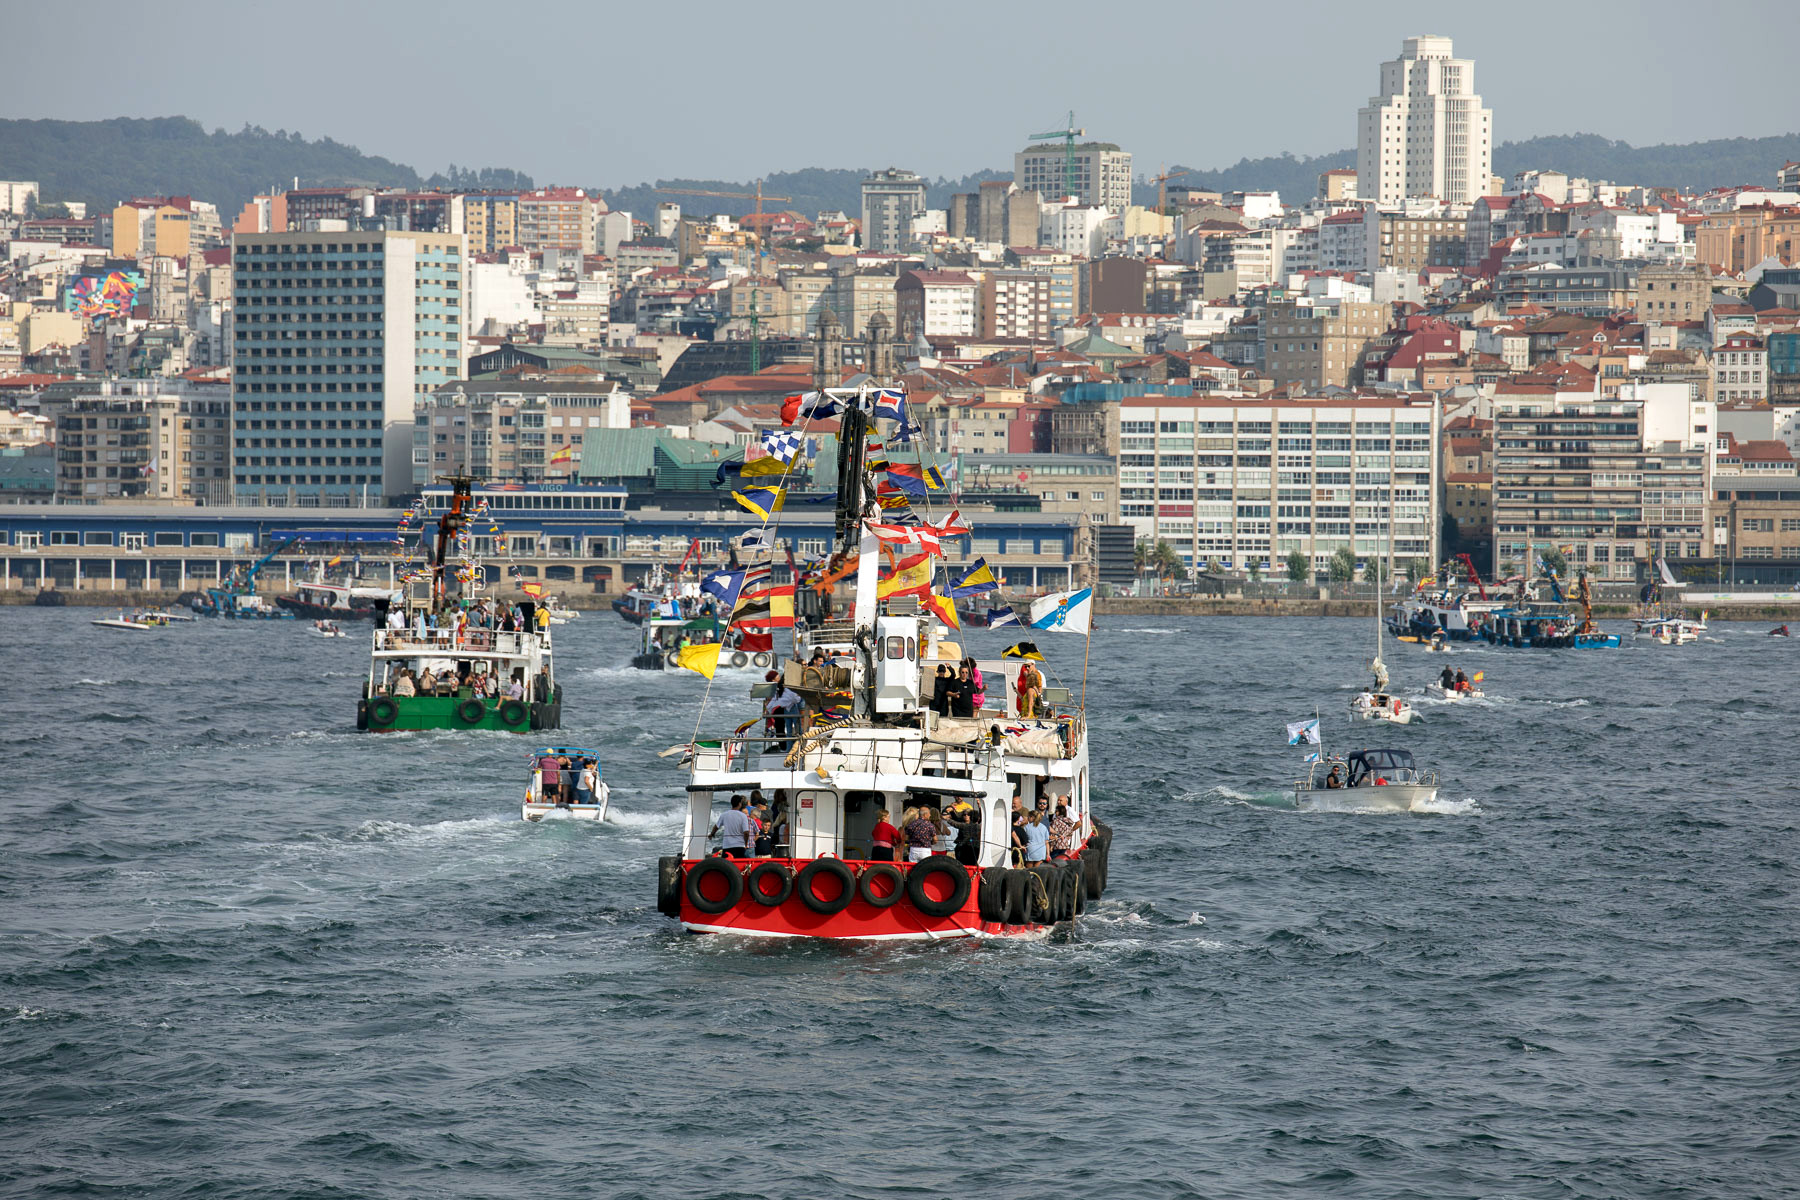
(869, 809, 900, 862)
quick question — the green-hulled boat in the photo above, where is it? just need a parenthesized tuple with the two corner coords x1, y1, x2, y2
(355, 477, 562, 733)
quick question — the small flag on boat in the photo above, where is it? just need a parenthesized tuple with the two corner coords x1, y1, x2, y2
(550, 444, 574, 465)
(738, 528, 775, 553)
(1029, 588, 1093, 635)
(949, 557, 999, 599)
(760, 428, 804, 463)
(326, 555, 343, 567)
(1002, 641, 1043, 660)
(674, 642, 722, 679)
(925, 591, 959, 629)
(701, 568, 748, 610)
(520, 582, 545, 598)
(780, 391, 840, 426)
(1286, 718, 1321, 746)
(875, 554, 933, 602)
(986, 606, 1022, 628)
(1472, 671, 1484, 682)
(732, 485, 786, 520)
(873, 388, 907, 422)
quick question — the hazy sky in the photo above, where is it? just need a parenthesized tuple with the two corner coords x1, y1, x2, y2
(10, 0, 1798, 187)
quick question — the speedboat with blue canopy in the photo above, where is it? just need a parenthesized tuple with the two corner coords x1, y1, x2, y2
(522, 746, 608, 822)
(1296, 747, 1439, 813)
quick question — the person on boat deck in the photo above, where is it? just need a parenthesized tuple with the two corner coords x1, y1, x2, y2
(500, 606, 517, 633)
(506, 671, 525, 701)
(386, 607, 405, 631)
(1009, 799, 1029, 867)
(766, 681, 802, 752)
(1021, 809, 1050, 867)
(1016, 660, 1044, 719)
(538, 753, 561, 803)
(558, 755, 577, 804)
(752, 804, 776, 857)
(932, 807, 957, 854)
(928, 665, 954, 716)
(964, 658, 986, 712)
(710, 796, 754, 859)
(949, 803, 981, 866)
(576, 759, 598, 807)
(1324, 765, 1344, 789)
(950, 664, 976, 719)
(1047, 804, 1077, 860)
(1439, 665, 1456, 690)
(1454, 669, 1469, 693)
(870, 809, 900, 862)
(902, 807, 937, 862)
(417, 667, 437, 694)
(392, 669, 416, 697)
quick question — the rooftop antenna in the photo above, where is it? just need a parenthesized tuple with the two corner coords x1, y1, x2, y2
(1028, 111, 1085, 201)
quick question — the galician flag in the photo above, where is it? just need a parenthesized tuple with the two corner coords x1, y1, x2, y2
(1286, 718, 1321, 746)
(1029, 588, 1093, 635)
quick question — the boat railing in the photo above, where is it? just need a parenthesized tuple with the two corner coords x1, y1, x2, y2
(373, 628, 542, 655)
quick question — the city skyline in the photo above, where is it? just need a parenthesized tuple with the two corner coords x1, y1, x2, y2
(8, 0, 1797, 190)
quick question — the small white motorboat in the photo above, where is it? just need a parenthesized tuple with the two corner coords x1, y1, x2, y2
(92, 609, 167, 631)
(1639, 615, 1705, 645)
(313, 620, 347, 638)
(1428, 684, 1484, 702)
(522, 746, 610, 822)
(1351, 690, 1417, 724)
(1296, 748, 1440, 812)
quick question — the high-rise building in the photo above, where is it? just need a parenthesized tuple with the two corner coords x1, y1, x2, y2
(1357, 35, 1493, 206)
(230, 230, 466, 504)
(516, 188, 600, 255)
(860, 169, 927, 254)
(1014, 142, 1132, 209)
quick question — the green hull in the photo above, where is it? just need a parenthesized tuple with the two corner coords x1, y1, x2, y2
(357, 694, 561, 733)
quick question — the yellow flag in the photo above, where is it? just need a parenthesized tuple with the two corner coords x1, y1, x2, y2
(675, 642, 723, 679)
(876, 555, 932, 600)
(326, 555, 343, 567)
(737, 457, 790, 478)
(926, 591, 959, 629)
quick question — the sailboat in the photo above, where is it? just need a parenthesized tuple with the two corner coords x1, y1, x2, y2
(1350, 517, 1416, 725)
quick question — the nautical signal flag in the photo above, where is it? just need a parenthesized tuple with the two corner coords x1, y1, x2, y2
(876, 553, 933, 601)
(949, 557, 999, 598)
(733, 583, 795, 628)
(873, 389, 907, 422)
(986, 606, 1022, 628)
(675, 641, 722, 679)
(927, 508, 970, 540)
(732, 485, 786, 520)
(925, 591, 959, 629)
(760, 428, 804, 463)
(1002, 641, 1044, 660)
(1029, 588, 1093, 635)
(780, 391, 840, 425)
(737, 528, 775, 553)
(701, 568, 748, 610)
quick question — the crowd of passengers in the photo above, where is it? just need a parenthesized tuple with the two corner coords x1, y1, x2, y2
(707, 790, 1081, 869)
(534, 752, 606, 808)
(377, 661, 553, 701)
(383, 599, 553, 640)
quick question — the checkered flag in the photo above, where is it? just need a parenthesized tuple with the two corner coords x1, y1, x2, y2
(760, 428, 803, 463)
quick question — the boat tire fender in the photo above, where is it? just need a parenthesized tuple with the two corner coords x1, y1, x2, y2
(368, 697, 399, 728)
(1026, 866, 1056, 923)
(856, 862, 906, 909)
(1081, 851, 1103, 901)
(906, 857, 971, 919)
(684, 858, 743, 915)
(498, 699, 528, 728)
(1072, 866, 1087, 916)
(978, 866, 1009, 922)
(665, 651, 682, 670)
(795, 858, 856, 916)
(456, 699, 486, 725)
(745, 861, 795, 907)
(1063, 864, 1082, 921)
(657, 857, 683, 918)
(730, 651, 749, 669)
(752, 652, 773, 669)
(1002, 869, 1029, 925)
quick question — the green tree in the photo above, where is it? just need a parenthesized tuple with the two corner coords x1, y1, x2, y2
(1328, 547, 1357, 582)
(1539, 547, 1568, 577)
(1248, 560, 1262, 583)
(1285, 550, 1310, 582)
(1405, 558, 1427, 584)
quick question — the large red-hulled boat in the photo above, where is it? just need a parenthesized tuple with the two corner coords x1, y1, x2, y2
(656, 386, 1112, 940)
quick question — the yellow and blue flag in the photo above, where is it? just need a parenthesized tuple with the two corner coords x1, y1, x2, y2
(732, 485, 786, 520)
(949, 557, 999, 599)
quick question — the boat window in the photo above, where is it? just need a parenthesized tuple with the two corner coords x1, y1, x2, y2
(885, 635, 906, 660)
(907, 637, 916, 660)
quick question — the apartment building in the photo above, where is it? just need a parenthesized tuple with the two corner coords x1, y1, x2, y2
(896, 270, 979, 339)
(516, 188, 600, 255)
(1356, 35, 1493, 206)
(43, 378, 233, 504)
(416, 378, 629, 486)
(1117, 395, 1440, 575)
(1715, 334, 1768, 402)
(1263, 300, 1390, 391)
(1496, 266, 1637, 315)
(231, 230, 466, 503)
(1636, 262, 1711, 322)
(981, 271, 1058, 340)
(1491, 379, 1713, 578)
(1376, 210, 1468, 271)
(1695, 206, 1800, 274)
(458, 195, 519, 253)
(860, 169, 927, 255)
(1014, 142, 1132, 209)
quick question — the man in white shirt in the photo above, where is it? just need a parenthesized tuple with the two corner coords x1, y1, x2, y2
(765, 683, 802, 752)
(710, 795, 754, 859)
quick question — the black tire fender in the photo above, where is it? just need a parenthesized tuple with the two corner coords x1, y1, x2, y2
(684, 857, 743, 915)
(794, 858, 856, 915)
(1002, 869, 1029, 925)
(368, 697, 399, 728)
(1026, 866, 1057, 923)
(730, 651, 749, 668)
(657, 857, 683, 918)
(745, 861, 795, 907)
(978, 866, 1009, 923)
(455, 699, 485, 725)
(906, 857, 971, 919)
(498, 699, 528, 728)
(857, 862, 906, 909)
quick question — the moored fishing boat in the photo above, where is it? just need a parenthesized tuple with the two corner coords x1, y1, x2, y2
(277, 578, 400, 622)
(656, 385, 1112, 940)
(355, 476, 562, 733)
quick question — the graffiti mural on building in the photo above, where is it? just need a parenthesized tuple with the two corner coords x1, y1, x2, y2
(66, 271, 146, 322)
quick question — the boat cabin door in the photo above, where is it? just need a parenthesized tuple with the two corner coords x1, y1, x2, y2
(790, 789, 842, 858)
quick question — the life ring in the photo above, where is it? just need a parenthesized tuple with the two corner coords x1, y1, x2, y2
(794, 858, 856, 915)
(752, 652, 773, 669)
(657, 857, 683, 917)
(1392, 698, 1403, 715)
(498, 699, 529, 728)
(745, 861, 795, 907)
(905, 857, 971, 919)
(684, 858, 743, 915)
(368, 697, 399, 728)
(455, 699, 486, 725)
(857, 862, 906, 909)
(730, 651, 749, 668)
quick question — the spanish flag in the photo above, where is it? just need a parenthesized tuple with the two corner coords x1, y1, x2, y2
(925, 591, 959, 629)
(675, 642, 722, 679)
(733, 583, 796, 629)
(520, 581, 546, 598)
(877, 553, 933, 601)
(326, 555, 343, 567)
(550, 444, 574, 465)
(732, 485, 786, 520)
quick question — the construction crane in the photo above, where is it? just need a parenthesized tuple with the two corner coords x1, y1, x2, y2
(1148, 165, 1191, 214)
(1028, 111, 1085, 201)
(657, 182, 794, 373)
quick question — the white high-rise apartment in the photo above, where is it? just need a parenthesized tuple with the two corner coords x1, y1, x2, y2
(861, 169, 927, 254)
(1357, 35, 1492, 207)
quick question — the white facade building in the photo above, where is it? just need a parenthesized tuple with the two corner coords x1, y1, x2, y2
(861, 169, 928, 255)
(1014, 143, 1133, 209)
(1357, 35, 1493, 206)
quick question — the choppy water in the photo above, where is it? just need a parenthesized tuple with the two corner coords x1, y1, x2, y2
(2, 609, 1796, 1199)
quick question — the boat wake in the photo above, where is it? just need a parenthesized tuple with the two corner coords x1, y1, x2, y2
(344, 814, 514, 843)
(1186, 785, 1294, 809)
(1410, 795, 1482, 816)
